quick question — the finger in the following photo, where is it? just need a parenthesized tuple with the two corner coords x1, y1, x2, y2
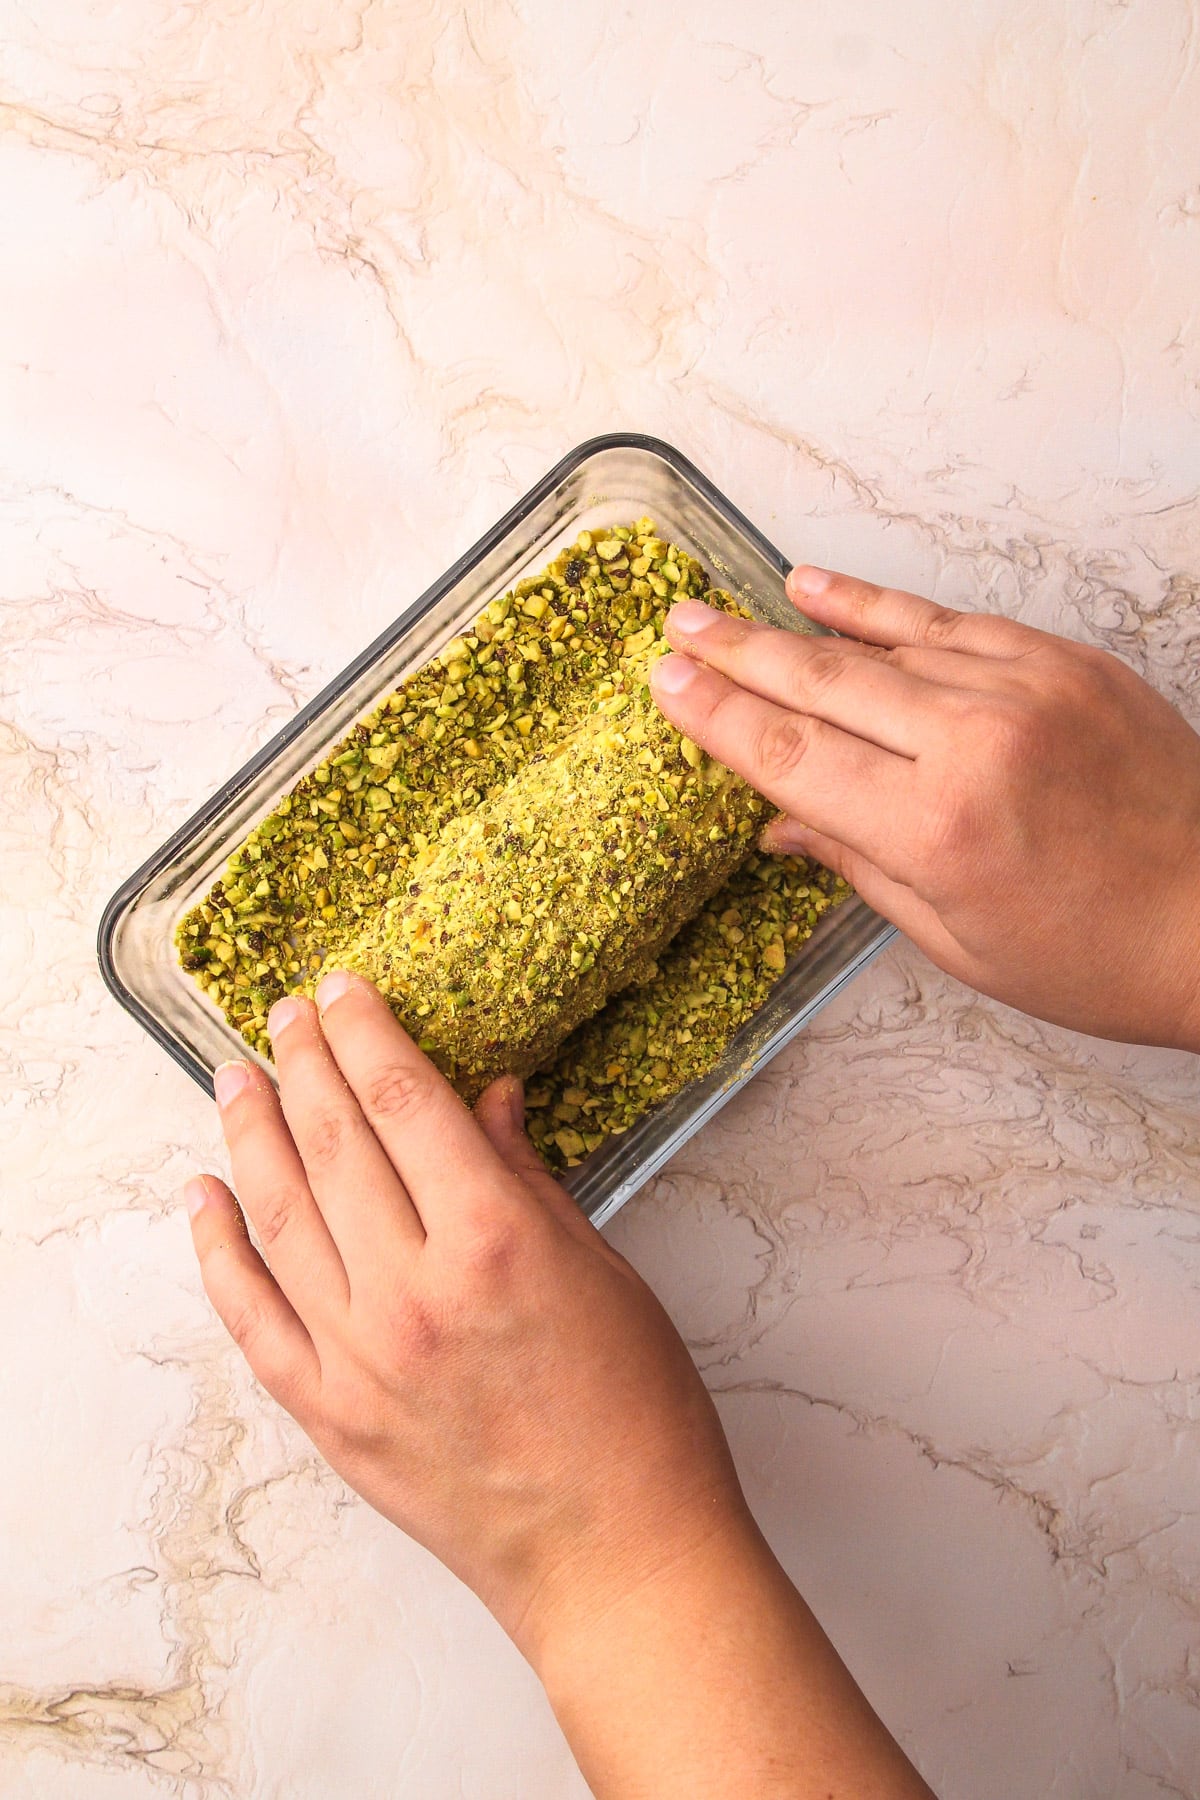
(881, 641, 1035, 692)
(314, 972, 529, 1237)
(213, 1058, 349, 1316)
(184, 1174, 321, 1413)
(669, 595, 1016, 695)
(474, 1077, 598, 1244)
(665, 600, 944, 758)
(762, 819, 960, 958)
(473, 1077, 553, 1186)
(268, 996, 425, 1272)
(651, 654, 916, 879)
(787, 566, 1031, 657)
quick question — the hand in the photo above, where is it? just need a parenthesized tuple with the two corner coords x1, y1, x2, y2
(184, 971, 742, 1658)
(184, 972, 933, 1797)
(652, 568, 1200, 1052)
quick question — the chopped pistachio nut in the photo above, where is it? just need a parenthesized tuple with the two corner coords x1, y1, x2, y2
(174, 521, 850, 1152)
(525, 853, 850, 1169)
(338, 641, 772, 1099)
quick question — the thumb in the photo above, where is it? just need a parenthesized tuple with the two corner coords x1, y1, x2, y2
(474, 1076, 599, 1240)
(474, 1075, 551, 1183)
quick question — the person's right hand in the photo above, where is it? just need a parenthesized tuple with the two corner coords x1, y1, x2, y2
(651, 567, 1200, 1052)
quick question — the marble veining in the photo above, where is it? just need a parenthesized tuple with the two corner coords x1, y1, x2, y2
(2, 3, 1199, 1795)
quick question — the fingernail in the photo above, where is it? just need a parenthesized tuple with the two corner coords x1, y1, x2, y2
(668, 599, 719, 635)
(316, 969, 353, 1012)
(788, 565, 833, 596)
(267, 996, 303, 1037)
(183, 1177, 210, 1219)
(760, 817, 809, 853)
(651, 653, 698, 696)
(213, 1061, 251, 1106)
(504, 1078, 525, 1131)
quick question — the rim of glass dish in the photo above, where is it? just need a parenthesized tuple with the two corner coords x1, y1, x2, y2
(96, 433, 800, 1098)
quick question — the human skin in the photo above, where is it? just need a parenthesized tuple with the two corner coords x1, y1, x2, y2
(186, 973, 934, 1799)
(653, 566, 1200, 1054)
(185, 568, 1200, 1796)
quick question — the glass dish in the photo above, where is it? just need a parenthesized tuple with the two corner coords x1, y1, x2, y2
(97, 435, 895, 1226)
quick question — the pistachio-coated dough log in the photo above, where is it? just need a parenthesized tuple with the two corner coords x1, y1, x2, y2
(337, 654, 773, 1101)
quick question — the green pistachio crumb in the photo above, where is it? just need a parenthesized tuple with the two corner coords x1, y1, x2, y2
(175, 521, 850, 1161)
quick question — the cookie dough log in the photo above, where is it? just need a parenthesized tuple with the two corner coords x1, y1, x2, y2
(337, 660, 774, 1102)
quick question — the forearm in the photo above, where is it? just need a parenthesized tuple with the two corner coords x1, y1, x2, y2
(532, 1509, 935, 1800)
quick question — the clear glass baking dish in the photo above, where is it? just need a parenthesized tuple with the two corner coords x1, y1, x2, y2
(97, 435, 895, 1227)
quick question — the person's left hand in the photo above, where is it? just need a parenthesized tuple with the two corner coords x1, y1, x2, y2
(184, 972, 935, 1800)
(184, 972, 746, 1662)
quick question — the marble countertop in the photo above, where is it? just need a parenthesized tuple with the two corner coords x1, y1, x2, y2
(3, 3, 1199, 1795)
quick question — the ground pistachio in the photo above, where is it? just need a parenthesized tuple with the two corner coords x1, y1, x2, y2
(175, 520, 851, 1164)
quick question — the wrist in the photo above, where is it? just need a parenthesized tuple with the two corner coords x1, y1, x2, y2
(532, 1503, 782, 1785)
(503, 1482, 755, 1677)
(527, 1501, 934, 1800)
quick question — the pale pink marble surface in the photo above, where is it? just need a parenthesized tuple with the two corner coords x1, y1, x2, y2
(2, 3, 1200, 1796)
